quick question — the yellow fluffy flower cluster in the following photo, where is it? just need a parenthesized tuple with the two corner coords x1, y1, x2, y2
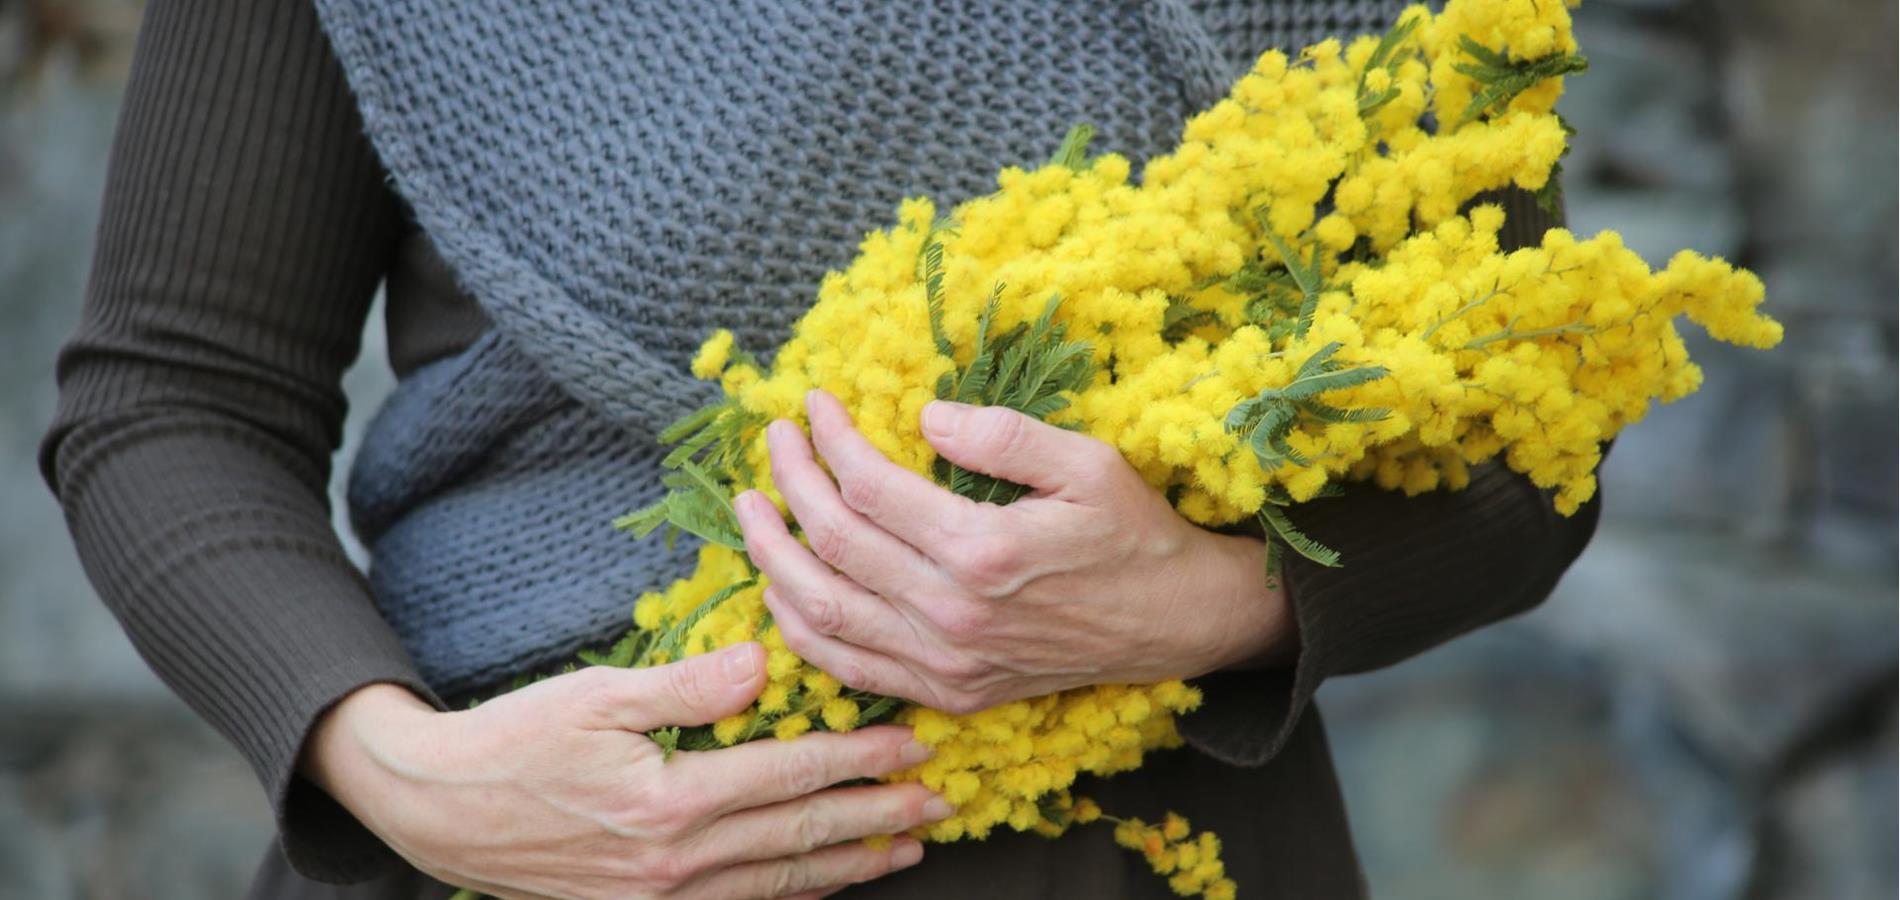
(630, 542, 1204, 840)
(1110, 811, 1236, 900)
(585, 1, 1781, 895)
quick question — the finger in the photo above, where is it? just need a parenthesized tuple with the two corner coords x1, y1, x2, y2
(804, 389, 982, 547)
(764, 586, 941, 704)
(687, 783, 946, 869)
(733, 490, 920, 656)
(686, 837, 925, 900)
(920, 400, 1124, 500)
(764, 417, 945, 601)
(572, 642, 766, 733)
(669, 724, 932, 817)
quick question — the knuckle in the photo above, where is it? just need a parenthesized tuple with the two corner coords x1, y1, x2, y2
(973, 408, 1026, 455)
(663, 660, 715, 711)
(938, 690, 991, 716)
(634, 847, 695, 890)
(838, 473, 881, 516)
(931, 652, 988, 686)
(784, 804, 834, 854)
(776, 747, 834, 797)
(663, 790, 715, 831)
(628, 784, 695, 834)
(564, 666, 623, 716)
(807, 520, 850, 569)
(944, 540, 1016, 595)
(932, 600, 993, 641)
(872, 787, 925, 833)
(770, 857, 812, 897)
(804, 591, 845, 638)
(830, 657, 874, 693)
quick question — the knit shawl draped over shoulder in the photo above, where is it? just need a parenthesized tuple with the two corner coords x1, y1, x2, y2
(315, 0, 1406, 700)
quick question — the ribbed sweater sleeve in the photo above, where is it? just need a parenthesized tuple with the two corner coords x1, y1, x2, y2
(1179, 188, 1607, 766)
(38, 0, 437, 882)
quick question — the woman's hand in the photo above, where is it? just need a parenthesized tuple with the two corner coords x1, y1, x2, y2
(731, 390, 1295, 715)
(302, 643, 948, 899)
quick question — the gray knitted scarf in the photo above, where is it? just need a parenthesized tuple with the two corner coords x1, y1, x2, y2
(316, 0, 1406, 700)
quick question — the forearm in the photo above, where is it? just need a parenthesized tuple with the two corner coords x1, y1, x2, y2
(49, 411, 443, 880)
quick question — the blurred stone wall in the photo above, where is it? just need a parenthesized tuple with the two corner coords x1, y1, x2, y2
(1322, 2, 1898, 898)
(0, 1, 1891, 898)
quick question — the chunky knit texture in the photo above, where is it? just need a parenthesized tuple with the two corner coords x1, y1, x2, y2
(318, 0, 1409, 699)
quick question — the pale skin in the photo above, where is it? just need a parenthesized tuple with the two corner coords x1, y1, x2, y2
(736, 389, 1295, 714)
(303, 392, 1292, 899)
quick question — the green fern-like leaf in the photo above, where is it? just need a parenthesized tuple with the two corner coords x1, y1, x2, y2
(922, 242, 956, 359)
(1048, 123, 1099, 172)
(1259, 505, 1341, 568)
(1254, 211, 1328, 340)
(650, 726, 682, 762)
(640, 578, 757, 668)
(924, 288, 1096, 506)
(1452, 35, 1589, 124)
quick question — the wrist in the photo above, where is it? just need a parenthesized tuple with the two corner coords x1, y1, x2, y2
(300, 682, 439, 822)
(1196, 532, 1298, 674)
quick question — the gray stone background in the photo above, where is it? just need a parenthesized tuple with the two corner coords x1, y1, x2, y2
(0, 1, 1892, 897)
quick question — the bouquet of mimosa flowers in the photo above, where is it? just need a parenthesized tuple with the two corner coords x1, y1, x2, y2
(491, 1, 1782, 896)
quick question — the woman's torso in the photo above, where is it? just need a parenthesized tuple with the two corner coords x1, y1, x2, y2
(311, 3, 1404, 896)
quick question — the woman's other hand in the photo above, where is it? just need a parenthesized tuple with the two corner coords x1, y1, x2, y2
(733, 390, 1295, 715)
(301, 643, 947, 899)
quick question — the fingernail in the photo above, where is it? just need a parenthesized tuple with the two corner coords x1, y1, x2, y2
(721, 644, 759, 683)
(921, 401, 967, 439)
(922, 796, 954, 822)
(891, 838, 924, 868)
(899, 740, 934, 766)
(767, 419, 795, 446)
(737, 491, 772, 525)
(805, 389, 824, 411)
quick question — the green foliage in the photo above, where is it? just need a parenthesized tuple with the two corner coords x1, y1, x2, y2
(639, 578, 757, 668)
(615, 388, 766, 556)
(1255, 211, 1328, 342)
(922, 241, 1098, 506)
(856, 695, 901, 725)
(613, 459, 747, 552)
(922, 241, 956, 358)
(575, 628, 646, 668)
(1226, 261, 1305, 342)
(1161, 296, 1220, 343)
(1048, 123, 1099, 172)
(1223, 341, 1390, 570)
(651, 726, 682, 761)
(1452, 35, 1588, 124)
(1356, 12, 1423, 115)
(1258, 504, 1341, 571)
(1533, 114, 1579, 218)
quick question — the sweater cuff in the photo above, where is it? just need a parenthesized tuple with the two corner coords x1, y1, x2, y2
(1179, 449, 1604, 767)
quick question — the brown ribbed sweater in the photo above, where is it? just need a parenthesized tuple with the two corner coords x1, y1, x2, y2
(39, 0, 1603, 896)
